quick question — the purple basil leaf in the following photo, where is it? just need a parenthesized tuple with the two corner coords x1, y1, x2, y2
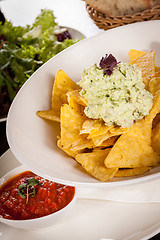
(99, 54, 120, 75)
(105, 68, 113, 76)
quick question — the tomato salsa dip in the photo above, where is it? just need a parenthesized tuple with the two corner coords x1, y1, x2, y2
(0, 171, 75, 220)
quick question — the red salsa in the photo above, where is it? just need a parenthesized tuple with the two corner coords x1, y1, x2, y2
(0, 171, 75, 220)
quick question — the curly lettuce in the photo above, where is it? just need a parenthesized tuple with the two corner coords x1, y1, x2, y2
(0, 9, 79, 117)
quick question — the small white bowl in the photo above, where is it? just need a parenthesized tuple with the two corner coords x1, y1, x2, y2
(0, 165, 77, 231)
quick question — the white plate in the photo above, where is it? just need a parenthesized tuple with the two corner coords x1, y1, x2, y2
(0, 150, 160, 240)
(6, 20, 160, 187)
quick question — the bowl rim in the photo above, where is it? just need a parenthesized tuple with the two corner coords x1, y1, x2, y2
(0, 165, 77, 223)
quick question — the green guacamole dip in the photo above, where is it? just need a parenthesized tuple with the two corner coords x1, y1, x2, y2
(78, 63, 153, 128)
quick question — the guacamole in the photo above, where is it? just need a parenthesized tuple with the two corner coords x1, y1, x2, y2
(78, 62, 153, 128)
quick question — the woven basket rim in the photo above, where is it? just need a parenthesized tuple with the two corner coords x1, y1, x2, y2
(86, 4, 160, 19)
(86, 4, 160, 30)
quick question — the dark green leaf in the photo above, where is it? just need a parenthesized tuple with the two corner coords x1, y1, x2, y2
(26, 178, 40, 186)
(18, 178, 41, 204)
(18, 182, 27, 190)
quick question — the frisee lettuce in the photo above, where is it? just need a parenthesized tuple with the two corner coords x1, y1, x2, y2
(0, 9, 79, 117)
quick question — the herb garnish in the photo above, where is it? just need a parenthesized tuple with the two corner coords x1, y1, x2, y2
(18, 178, 41, 204)
(99, 54, 120, 76)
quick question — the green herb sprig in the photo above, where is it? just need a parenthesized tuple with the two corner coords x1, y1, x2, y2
(18, 178, 41, 204)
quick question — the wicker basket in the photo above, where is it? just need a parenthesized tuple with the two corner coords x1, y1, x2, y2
(86, 4, 160, 30)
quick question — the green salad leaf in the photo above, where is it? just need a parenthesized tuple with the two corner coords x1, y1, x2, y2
(0, 9, 79, 117)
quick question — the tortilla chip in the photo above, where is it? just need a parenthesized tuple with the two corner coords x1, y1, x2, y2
(148, 77, 160, 96)
(52, 70, 80, 120)
(98, 136, 119, 147)
(67, 92, 85, 114)
(80, 119, 103, 135)
(90, 126, 127, 146)
(109, 126, 128, 134)
(132, 89, 160, 146)
(146, 90, 160, 123)
(67, 90, 88, 107)
(91, 132, 116, 146)
(155, 66, 160, 77)
(129, 51, 156, 90)
(75, 148, 118, 181)
(57, 139, 83, 158)
(88, 123, 128, 138)
(152, 121, 160, 155)
(90, 136, 118, 149)
(115, 167, 152, 177)
(128, 49, 146, 63)
(61, 93, 69, 105)
(104, 123, 160, 168)
(36, 110, 60, 122)
(60, 104, 94, 150)
(152, 113, 160, 129)
(88, 124, 113, 139)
